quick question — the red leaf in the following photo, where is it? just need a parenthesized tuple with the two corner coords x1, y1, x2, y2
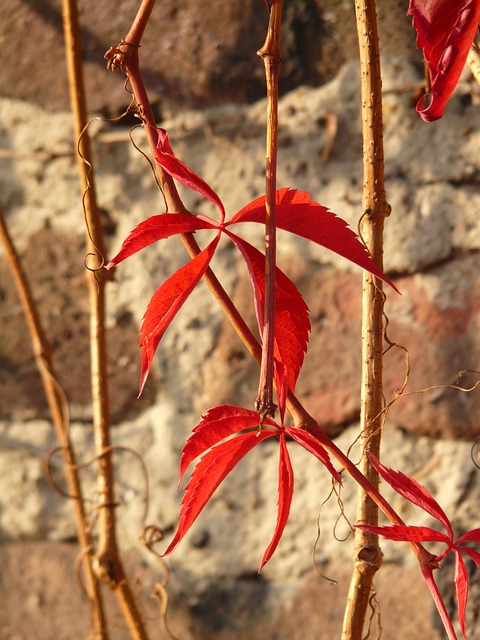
(155, 128, 225, 221)
(179, 405, 277, 487)
(408, 1, 480, 121)
(228, 189, 398, 291)
(285, 427, 342, 484)
(226, 232, 310, 393)
(163, 430, 275, 556)
(454, 549, 469, 638)
(368, 453, 454, 541)
(421, 565, 458, 640)
(106, 214, 215, 269)
(139, 237, 219, 395)
(356, 524, 450, 544)
(259, 431, 294, 570)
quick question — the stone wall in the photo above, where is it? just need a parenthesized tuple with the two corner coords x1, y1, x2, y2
(1, 4, 480, 638)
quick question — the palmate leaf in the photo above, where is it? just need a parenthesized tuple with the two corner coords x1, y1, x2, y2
(155, 127, 225, 221)
(179, 405, 276, 487)
(364, 454, 480, 639)
(228, 188, 397, 292)
(163, 429, 276, 556)
(139, 237, 219, 395)
(408, 0, 480, 121)
(106, 214, 215, 269)
(165, 404, 341, 568)
(226, 232, 310, 394)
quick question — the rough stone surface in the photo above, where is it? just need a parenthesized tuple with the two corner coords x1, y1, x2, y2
(1, 43, 480, 639)
(1, 0, 418, 114)
(0, 542, 440, 640)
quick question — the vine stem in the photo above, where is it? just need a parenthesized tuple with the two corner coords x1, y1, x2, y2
(62, 1, 148, 638)
(341, 0, 390, 637)
(108, 0, 434, 574)
(255, 0, 282, 419)
(0, 209, 108, 639)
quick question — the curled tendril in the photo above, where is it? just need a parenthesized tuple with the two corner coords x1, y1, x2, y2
(364, 589, 382, 640)
(46, 444, 151, 532)
(140, 524, 165, 550)
(312, 476, 341, 585)
(141, 527, 179, 640)
(332, 480, 355, 543)
(471, 438, 480, 470)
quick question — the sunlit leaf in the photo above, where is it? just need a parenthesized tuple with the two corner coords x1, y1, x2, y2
(228, 188, 398, 291)
(155, 127, 225, 221)
(139, 237, 219, 395)
(356, 523, 450, 544)
(285, 427, 341, 484)
(163, 429, 275, 555)
(454, 550, 469, 638)
(408, 0, 480, 121)
(106, 214, 214, 269)
(179, 405, 276, 487)
(457, 528, 480, 545)
(260, 432, 294, 570)
(460, 547, 480, 570)
(368, 453, 454, 540)
(226, 232, 310, 393)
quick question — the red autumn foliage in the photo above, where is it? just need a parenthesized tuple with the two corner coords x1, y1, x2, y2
(107, 132, 395, 398)
(357, 454, 480, 639)
(162, 405, 341, 569)
(408, 0, 480, 121)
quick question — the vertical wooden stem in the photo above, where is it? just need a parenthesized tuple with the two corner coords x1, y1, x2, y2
(341, 0, 389, 638)
(62, 1, 148, 637)
(255, 0, 282, 419)
(0, 209, 108, 639)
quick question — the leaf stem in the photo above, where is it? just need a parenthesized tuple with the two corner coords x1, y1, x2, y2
(255, 0, 282, 419)
(63, 1, 148, 637)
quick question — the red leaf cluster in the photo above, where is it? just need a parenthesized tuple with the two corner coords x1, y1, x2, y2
(163, 405, 341, 570)
(107, 132, 396, 401)
(358, 454, 480, 639)
(106, 129, 395, 567)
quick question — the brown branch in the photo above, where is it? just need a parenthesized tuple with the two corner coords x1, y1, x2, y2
(0, 208, 108, 638)
(255, 0, 282, 419)
(62, 0, 148, 637)
(341, 1, 390, 638)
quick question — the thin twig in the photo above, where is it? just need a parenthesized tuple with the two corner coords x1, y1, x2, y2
(62, 0, 148, 637)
